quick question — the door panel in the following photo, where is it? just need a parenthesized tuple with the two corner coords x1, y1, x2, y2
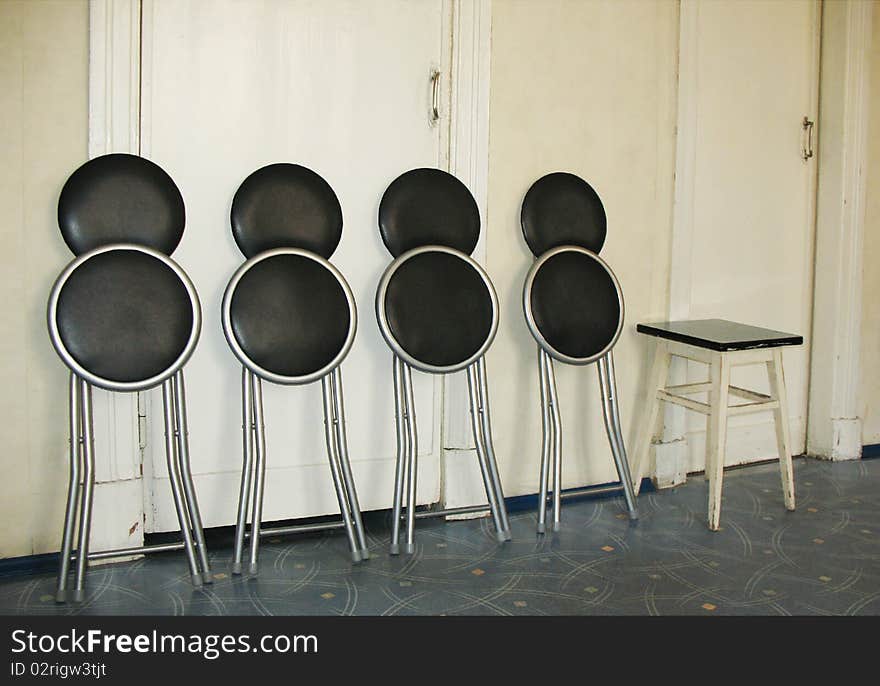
(141, 0, 444, 530)
(684, 0, 818, 469)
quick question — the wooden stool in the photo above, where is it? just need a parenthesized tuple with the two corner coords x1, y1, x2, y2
(632, 319, 802, 531)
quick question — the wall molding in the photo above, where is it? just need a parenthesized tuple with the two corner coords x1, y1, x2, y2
(807, 0, 873, 460)
(87, 0, 145, 556)
(440, 0, 493, 509)
(655, 0, 699, 489)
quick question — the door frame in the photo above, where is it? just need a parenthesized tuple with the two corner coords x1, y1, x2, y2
(807, 0, 873, 461)
(88, 0, 492, 545)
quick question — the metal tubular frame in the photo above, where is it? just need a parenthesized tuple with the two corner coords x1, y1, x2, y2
(55, 370, 211, 603)
(389, 353, 511, 555)
(231, 365, 369, 574)
(597, 352, 639, 519)
(524, 245, 639, 533)
(475, 357, 512, 539)
(535, 349, 640, 534)
(330, 368, 370, 559)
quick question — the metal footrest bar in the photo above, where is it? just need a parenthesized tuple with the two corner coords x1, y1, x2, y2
(244, 521, 346, 538)
(414, 504, 490, 520)
(557, 483, 625, 500)
(70, 541, 186, 563)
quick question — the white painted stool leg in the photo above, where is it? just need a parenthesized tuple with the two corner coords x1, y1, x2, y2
(767, 349, 796, 511)
(632, 341, 671, 495)
(706, 353, 730, 531)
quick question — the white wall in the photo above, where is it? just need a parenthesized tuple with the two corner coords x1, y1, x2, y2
(484, 0, 679, 496)
(861, 0, 880, 445)
(0, 0, 875, 559)
(0, 0, 89, 557)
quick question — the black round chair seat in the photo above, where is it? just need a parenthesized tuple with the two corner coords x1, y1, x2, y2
(521, 172, 607, 256)
(379, 248, 496, 372)
(231, 163, 343, 259)
(378, 168, 480, 257)
(50, 247, 199, 388)
(525, 247, 623, 364)
(58, 153, 185, 256)
(224, 251, 354, 383)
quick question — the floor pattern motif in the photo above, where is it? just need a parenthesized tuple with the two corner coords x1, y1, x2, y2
(1, 458, 878, 615)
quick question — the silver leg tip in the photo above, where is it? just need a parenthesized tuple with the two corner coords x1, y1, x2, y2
(191, 573, 203, 588)
(71, 589, 85, 603)
(55, 590, 67, 604)
(628, 510, 640, 521)
(552, 522, 561, 533)
(202, 570, 215, 584)
(231, 562, 243, 575)
(247, 562, 259, 575)
(495, 530, 507, 544)
(351, 550, 363, 564)
(536, 523, 546, 535)
(405, 543, 415, 555)
(389, 544, 401, 556)
(360, 549, 371, 561)
(503, 530, 512, 542)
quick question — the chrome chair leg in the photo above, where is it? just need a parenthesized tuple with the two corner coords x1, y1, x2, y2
(544, 355, 563, 532)
(172, 371, 212, 581)
(390, 356, 408, 555)
(232, 367, 255, 575)
(537, 350, 552, 535)
(247, 374, 268, 575)
(71, 379, 95, 602)
(598, 353, 639, 519)
(56, 373, 82, 603)
(162, 380, 202, 587)
(331, 368, 369, 560)
(475, 357, 511, 541)
(401, 362, 418, 555)
(321, 375, 362, 563)
(466, 364, 506, 543)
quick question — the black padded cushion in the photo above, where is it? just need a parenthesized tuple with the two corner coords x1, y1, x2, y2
(521, 172, 606, 256)
(58, 153, 185, 256)
(384, 251, 493, 368)
(229, 254, 351, 378)
(378, 168, 480, 257)
(55, 250, 194, 383)
(530, 250, 621, 360)
(231, 163, 343, 259)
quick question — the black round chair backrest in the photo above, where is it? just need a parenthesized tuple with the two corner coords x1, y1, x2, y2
(521, 172, 606, 256)
(524, 247, 623, 365)
(231, 163, 343, 259)
(58, 153, 185, 256)
(377, 247, 497, 373)
(223, 250, 355, 384)
(378, 168, 480, 257)
(48, 246, 200, 391)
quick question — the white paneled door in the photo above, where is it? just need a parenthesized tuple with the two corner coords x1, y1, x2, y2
(139, 0, 446, 531)
(678, 0, 819, 471)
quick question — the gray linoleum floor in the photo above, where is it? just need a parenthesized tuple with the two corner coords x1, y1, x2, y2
(1, 457, 878, 616)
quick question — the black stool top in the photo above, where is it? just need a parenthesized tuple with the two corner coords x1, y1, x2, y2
(58, 153, 185, 256)
(636, 319, 803, 352)
(525, 247, 622, 364)
(521, 172, 606, 256)
(231, 163, 343, 259)
(225, 252, 353, 382)
(380, 250, 495, 371)
(51, 248, 197, 387)
(378, 168, 480, 257)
